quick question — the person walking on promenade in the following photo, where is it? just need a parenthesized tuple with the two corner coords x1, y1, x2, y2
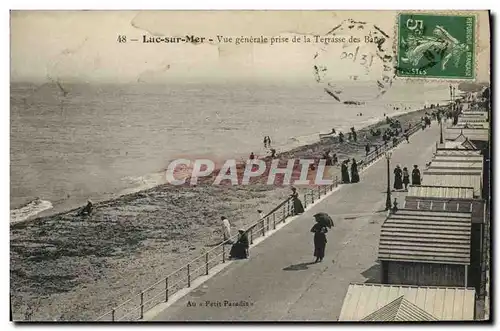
(351, 158, 360, 183)
(393, 165, 403, 190)
(221, 216, 233, 244)
(412, 165, 422, 185)
(311, 219, 328, 263)
(229, 229, 249, 259)
(290, 187, 305, 215)
(402, 167, 410, 190)
(341, 160, 350, 183)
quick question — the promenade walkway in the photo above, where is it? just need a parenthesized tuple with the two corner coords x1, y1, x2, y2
(150, 124, 440, 321)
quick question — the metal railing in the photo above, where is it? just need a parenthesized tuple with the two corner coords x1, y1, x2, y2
(96, 118, 423, 321)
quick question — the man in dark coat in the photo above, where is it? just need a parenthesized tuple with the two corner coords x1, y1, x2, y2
(230, 229, 249, 259)
(351, 159, 360, 183)
(412, 165, 422, 185)
(341, 160, 350, 183)
(393, 165, 403, 190)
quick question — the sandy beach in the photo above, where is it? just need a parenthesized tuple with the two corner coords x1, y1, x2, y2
(10, 107, 432, 321)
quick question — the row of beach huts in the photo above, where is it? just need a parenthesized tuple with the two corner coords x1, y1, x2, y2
(337, 97, 491, 321)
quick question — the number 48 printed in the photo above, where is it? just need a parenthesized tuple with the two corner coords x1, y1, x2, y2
(117, 35, 127, 43)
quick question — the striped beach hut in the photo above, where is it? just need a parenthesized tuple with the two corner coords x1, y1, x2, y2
(403, 185, 485, 293)
(338, 283, 476, 321)
(378, 209, 472, 287)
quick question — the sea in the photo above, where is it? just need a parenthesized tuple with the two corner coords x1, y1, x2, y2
(10, 81, 450, 222)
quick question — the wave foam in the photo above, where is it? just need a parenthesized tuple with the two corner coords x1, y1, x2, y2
(10, 198, 53, 224)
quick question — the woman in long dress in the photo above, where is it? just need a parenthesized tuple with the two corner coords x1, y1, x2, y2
(341, 160, 350, 183)
(402, 167, 410, 190)
(350, 158, 360, 183)
(290, 187, 304, 215)
(412, 165, 422, 185)
(393, 165, 403, 190)
(311, 220, 328, 263)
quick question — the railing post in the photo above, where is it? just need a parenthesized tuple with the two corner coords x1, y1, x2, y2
(222, 244, 226, 263)
(111, 309, 115, 322)
(303, 194, 307, 208)
(205, 253, 209, 275)
(140, 292, 144, 319)
(261, 220, 265, 236)
(318, 186, 321, 199)
(250, 227, 253, 244)
(165, 277, 169, 302)
(336, 176, 338, 187)
(266, 216, 270, 231)
(283, 204, 286, 221)
(187, 264, 191, 287)
(311, 191, 315, 203)
(273, 213, 276, 229)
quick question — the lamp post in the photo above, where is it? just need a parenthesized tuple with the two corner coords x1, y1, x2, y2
(385, 151, 392, 211)
(439, 117, 444, 144)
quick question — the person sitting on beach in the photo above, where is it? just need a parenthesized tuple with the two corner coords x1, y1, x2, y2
(229, 229, 250, 259)
(270, 148, 277, 158)
(338, 132, 344, 143)
(78, 200, 93, 216)
(331, 128, 336, 134)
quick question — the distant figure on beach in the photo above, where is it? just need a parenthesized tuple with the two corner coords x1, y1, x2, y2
(270, 148, 277, 158)
(230, 229, 249, 259)
(311, 219, 328, 263)
(263, 136, 268, 148)
(341, 160, 350, 183)
(350, 127, 357, 142)
(412, 165, 422, 185)
(392, 137, 398, 147)
(290, 187, 305, 215)
(78, 200, 93, 216)
(267, 136, 272, 147)
(402, 167, 410, 190)
(375, 145, 379, 156)
(249, 152, 255, 160)
(365, 143, 370, 156)
(404, 132, 410, 143)
(338, 132, 344, 143)
(347, 132, 352, 142)
(351, 159, 360, 183)
(221, 216, 232, 244)
(331, 128, 336, 134)
(394, 165, 403, 190)
(332, 153, 338, 166)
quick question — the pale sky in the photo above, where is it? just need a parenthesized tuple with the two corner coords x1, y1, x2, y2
(10, 10, 491, 84)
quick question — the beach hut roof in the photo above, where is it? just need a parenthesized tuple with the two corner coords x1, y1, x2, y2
(338, 283, 476, 321)
(424, 168, 482, 176)
(429, 160, 483, 170)
(361, 296, 438, 322)
(378, 209, 472, 265)
(435, 149, 482, 157)
(422, 173, 482, 197)
(407, 185, 475, 200)
(445, 128, 489, 142)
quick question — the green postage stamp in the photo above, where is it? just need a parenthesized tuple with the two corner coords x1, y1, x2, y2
(396, 13, 475, 79)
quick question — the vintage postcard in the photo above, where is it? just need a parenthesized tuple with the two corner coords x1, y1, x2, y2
(10, 10, 491, 322)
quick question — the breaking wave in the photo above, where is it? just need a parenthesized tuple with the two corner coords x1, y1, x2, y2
(10, 198, 53, 224)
